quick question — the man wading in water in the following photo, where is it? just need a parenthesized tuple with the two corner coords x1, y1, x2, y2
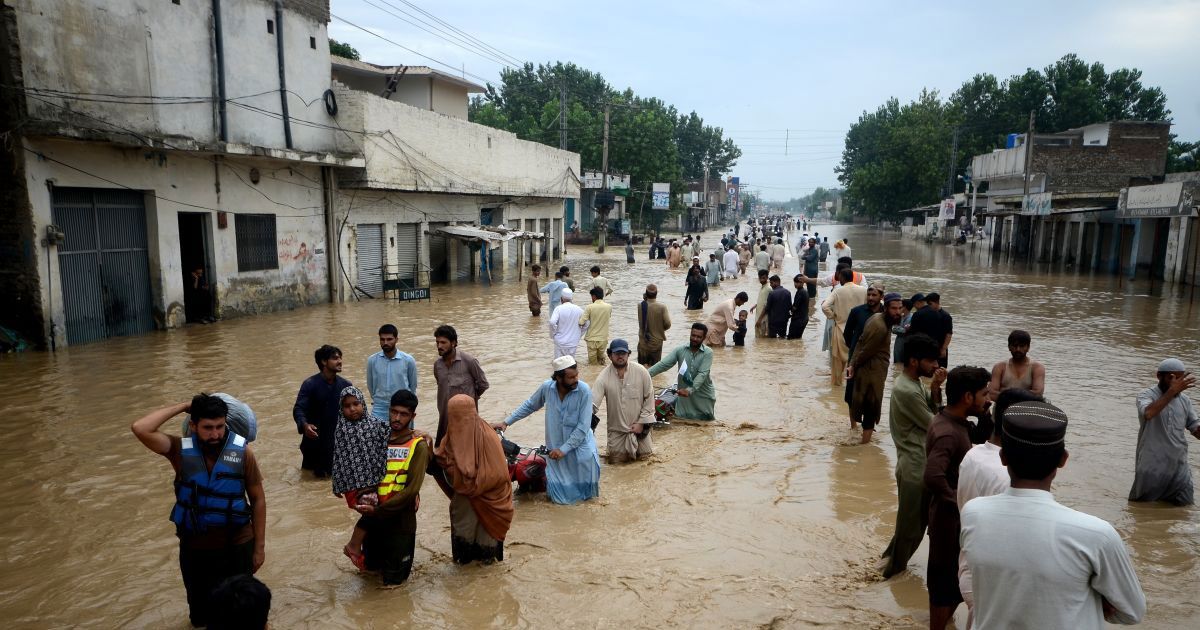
(131, 394, 266, 627)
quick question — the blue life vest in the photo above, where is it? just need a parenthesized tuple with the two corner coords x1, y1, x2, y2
(170, 432, 251, 534)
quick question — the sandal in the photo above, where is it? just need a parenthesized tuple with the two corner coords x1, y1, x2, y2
(343, 545, 366, 571)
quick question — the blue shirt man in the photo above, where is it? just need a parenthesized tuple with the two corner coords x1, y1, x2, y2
(496, 356, 600, 505)
(540, 274, 569, 317)
(367, 324, 417, 419)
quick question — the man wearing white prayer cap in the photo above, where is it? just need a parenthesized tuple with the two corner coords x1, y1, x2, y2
(547, 288, 584, 359)
(1129, 357, 1199, 505)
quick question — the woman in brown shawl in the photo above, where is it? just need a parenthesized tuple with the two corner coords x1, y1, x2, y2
(434, 394, 514, 563)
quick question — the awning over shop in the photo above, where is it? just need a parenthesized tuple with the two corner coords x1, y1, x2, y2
(431, 225, 546, 249)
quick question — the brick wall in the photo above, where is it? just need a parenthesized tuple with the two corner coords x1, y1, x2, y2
(1036, 122, 1170, 194)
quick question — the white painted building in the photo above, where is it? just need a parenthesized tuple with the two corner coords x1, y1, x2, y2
(1, 0, 362, 347)
(328, 62, 579, 297)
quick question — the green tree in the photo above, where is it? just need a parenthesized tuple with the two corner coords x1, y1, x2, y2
(329, 39, 360, 60)
(1167, 138, 1198, 173)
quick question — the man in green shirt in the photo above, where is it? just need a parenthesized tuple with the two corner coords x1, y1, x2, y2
(879, 333, 945, 578)
(649, 323, 717, 421)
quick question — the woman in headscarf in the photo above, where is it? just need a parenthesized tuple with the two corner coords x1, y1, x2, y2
(434, 394, 514, 564)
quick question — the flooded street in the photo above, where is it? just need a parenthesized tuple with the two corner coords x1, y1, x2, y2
(2, 225, 1199, 629)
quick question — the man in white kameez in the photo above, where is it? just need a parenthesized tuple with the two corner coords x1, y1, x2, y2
(548, 289, 584, 359)
(961, 401, 1146, 629)
(722, 247, 739, 280)
(1129, 358, 1199, 505)
(592, 339, 654, 464)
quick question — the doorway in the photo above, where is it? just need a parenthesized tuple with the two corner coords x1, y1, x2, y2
(178, 212, 214, 323)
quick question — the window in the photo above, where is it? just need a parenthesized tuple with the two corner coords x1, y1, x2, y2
(310, 36, 316, 49)
(267, 19, 274, 34)
(235, 214, 278, 272)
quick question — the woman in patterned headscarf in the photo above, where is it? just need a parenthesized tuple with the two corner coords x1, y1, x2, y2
(331, 385, 389, 569)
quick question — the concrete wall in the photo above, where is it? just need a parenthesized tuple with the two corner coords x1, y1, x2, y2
(334, 85, 580, 197)
(24, 138, 329, 347)
(332, 191, 566, 297)
(12, 0, 340, 154)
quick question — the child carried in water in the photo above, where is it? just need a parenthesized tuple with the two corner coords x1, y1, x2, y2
(733, 310, 749, 346)
(332, 386, 389, 570)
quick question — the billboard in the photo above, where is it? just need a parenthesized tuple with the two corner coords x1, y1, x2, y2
(652, 183, 670, 210)
(728, 176, 740, 212)
(1116, 182, 1195, 218)
(939, 199, 956, 220)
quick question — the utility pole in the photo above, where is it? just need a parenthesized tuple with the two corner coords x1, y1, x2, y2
(1021, 110, 1036, 259)
(703, 163, 710, 223)
(598, 103, 611, 253)
(946, 126, 960, 198)
(558, 85, 568, 150)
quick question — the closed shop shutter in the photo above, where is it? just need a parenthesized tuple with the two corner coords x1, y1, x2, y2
(53, 188, 155, 345)
(455, 239, 471, 280)
(395, 223, 419, 282)
(428, 223, 449, 283)
(356, 223, 384, 297)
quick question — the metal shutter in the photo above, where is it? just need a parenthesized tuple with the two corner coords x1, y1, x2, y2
(455, 238, 471, 280)
(356, 223, 384, 297)
(395, 223, 418, 281)
(53, 188, 155, 344)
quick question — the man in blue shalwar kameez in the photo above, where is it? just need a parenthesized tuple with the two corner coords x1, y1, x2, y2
(495, 356, 601, 504)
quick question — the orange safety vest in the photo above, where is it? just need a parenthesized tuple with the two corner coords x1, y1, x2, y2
(832, 271, 865, 286)
(377, 436, 422, 503)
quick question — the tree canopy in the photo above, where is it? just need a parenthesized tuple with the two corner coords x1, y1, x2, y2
(837, 54, 1178, 222)
(329, 39, 360, 60)
(468, 62, 741, 211)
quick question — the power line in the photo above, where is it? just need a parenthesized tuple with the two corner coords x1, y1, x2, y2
(391, 0, 526, 67)
(358, 0, 518, 69)
(331, 13, 494, 85)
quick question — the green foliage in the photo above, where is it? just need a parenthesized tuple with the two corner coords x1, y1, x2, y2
(329, 39, 360, 60)
(837, 54, 1173, 222)
(779, 187, 843, 215)
(467, 61, 740, 200)
(1167, 138, 1198, 173)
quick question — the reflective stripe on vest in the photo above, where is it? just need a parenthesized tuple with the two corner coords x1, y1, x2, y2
(170, 432, 251, 534)
(852, 271, 864, 285)
(377, 436, 422, 503)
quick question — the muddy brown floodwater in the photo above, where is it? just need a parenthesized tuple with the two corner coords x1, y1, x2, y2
(1, 225, 1199, 628)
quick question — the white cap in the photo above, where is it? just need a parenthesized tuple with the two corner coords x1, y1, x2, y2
(560, 288, 573, 302)
(552, 356, 577, 371)
(1158, 358, 1186, 372)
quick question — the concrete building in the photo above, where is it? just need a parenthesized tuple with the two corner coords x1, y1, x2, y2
(574, 171, 629, 243)
(330, 56, 481, 120)
(1, 0, 362, 348)
(970, 121, 1189, 282)
(680, 178, 727, 232)
(328, 62, 579, 296)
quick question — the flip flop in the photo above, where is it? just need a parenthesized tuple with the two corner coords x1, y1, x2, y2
(343, 545, 366, 571)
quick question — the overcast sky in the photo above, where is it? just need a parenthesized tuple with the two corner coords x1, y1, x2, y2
(329, 0, 1200, 201)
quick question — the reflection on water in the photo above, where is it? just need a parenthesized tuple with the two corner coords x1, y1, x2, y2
(0, 225, 1197, 628)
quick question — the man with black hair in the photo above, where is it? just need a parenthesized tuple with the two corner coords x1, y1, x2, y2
(293, 345, 352, 476)
(432, 325, 489, 447)
(788, 274, 810, 340)
(637, 284, 671, 366)
(649, 323, 716, 421)
(132, 394, 266, 627)
(909, 292, 953, 368)
(367, 324, 417, 420)
(355, 389, 428, 585)
(764, 275, 792, 338)
(956, 388, 1044, 626)
(821, 268, 867, 386)
(208, 574, 271, 630)
(923, 365, 991, 629)
(880, 333, 945, 578)
(989, 329, 1045, 397)
(579, 287, 612, 365)
(588, 265, 614, 297)
(750, 269, 772, 338)
(961, 401, 1146, 628)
